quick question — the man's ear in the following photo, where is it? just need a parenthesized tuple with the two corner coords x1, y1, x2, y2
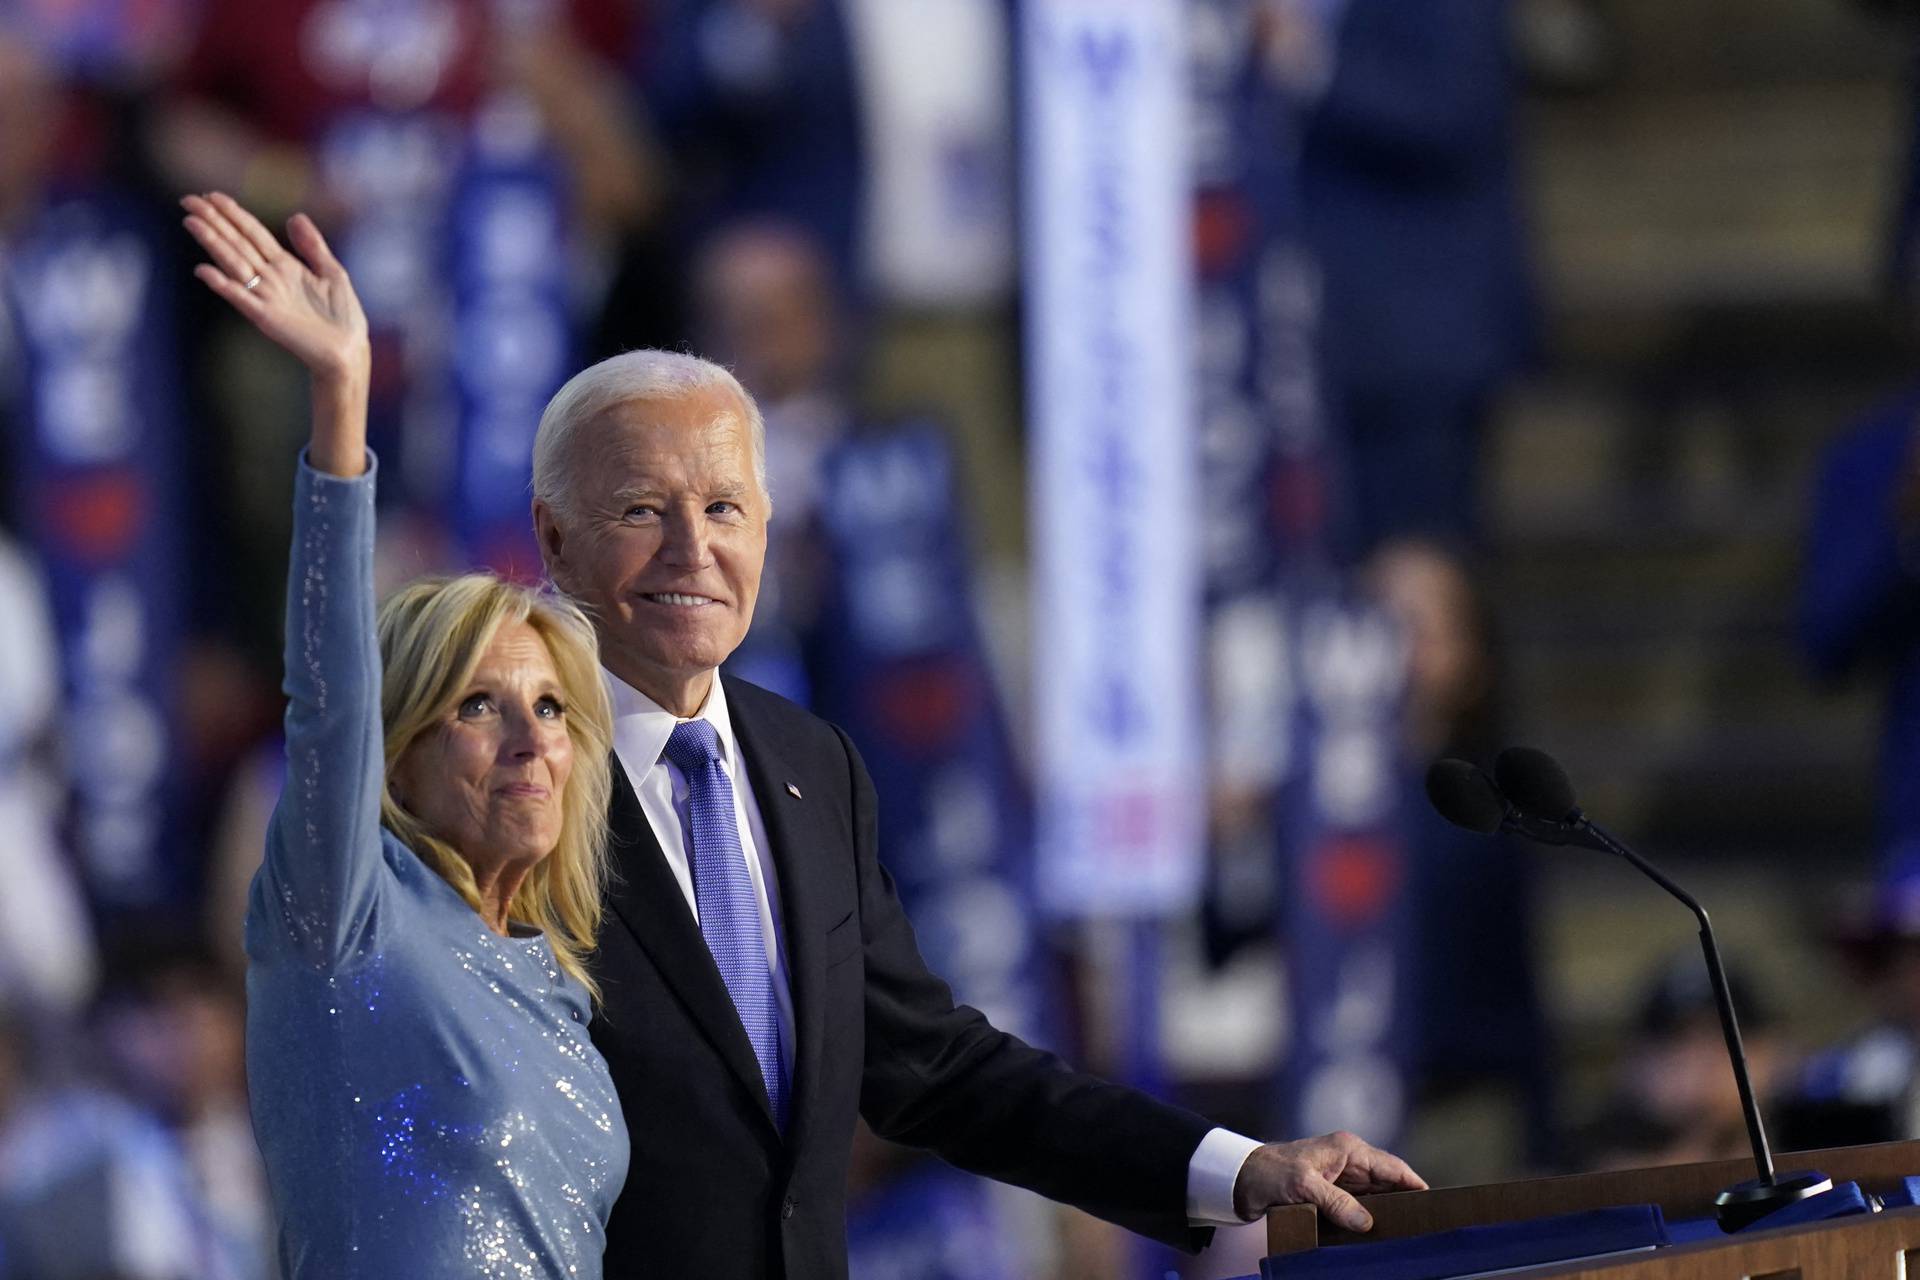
(532, 499, 569, 588)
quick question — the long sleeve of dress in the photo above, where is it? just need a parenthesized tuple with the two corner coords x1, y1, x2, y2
(248, 453, 387, 970)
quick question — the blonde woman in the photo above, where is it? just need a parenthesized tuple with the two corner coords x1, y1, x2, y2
(182, 191, 628, 1279)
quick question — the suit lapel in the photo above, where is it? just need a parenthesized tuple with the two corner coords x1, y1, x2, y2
(603, 753, 777, 1131)
(724, 679, 829, 1151)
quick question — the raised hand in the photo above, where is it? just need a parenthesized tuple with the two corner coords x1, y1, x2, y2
(182, 191, 370, 477)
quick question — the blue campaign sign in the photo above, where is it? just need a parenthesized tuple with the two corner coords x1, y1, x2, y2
(1190, 0, 1354, 838)
(1184, 0, 1414, 1148)
(1277, 593, 1411, 1148)
(817, 425, 1045, 1275)
(1024, 0, 1205, 919)
(445, 97, 574, 578)
(1190, 0, 1351, 598)
(812, 424, 1044, 1041)
(3, 193, 186, 908)
(318, 107, 464, 509)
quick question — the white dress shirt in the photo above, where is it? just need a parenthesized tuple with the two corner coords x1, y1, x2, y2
(606, 671, 1262, 1226)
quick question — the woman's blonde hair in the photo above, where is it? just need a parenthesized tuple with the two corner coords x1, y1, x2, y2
(375, 574, 612, 1000)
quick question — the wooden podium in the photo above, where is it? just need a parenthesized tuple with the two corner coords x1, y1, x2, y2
(1263, 1140, 1920, 1277)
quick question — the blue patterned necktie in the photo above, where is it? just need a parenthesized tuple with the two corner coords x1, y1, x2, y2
(663, 718, 788, 1131)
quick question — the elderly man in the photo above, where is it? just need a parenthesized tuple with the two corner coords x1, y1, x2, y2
(531, 350, 1424, 1278)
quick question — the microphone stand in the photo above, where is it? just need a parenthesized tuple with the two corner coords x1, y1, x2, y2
(1565, 811, 1831, 1231)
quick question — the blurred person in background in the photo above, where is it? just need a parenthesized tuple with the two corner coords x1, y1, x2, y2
(1803, 387, 1920, 876)
(643, 0, 1027, 570)
(646, 0, 863, 289)
(694, 220, 850, 526)
(839, 0, 1022, 569)
(1569, 953, 1787, 1172)
(1366, 539, 1555, 1174)
(1780, 860, 1920, 1147)
(0, 0, 196, 212)
(0, 1001, 243, 1280)
(91, 941, 269, 1280)
(689, 218, 846, 703)
(1302, 0, 1534, 555)
(642, 0, 1015, 318)
(0, 536, 98, 1017)
(155, 0, 653, 247)
(183, 190, 627, 1277)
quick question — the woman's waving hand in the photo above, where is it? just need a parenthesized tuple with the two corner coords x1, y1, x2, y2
(181, 191, 370, 477)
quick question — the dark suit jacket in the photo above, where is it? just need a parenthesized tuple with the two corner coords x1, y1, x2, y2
(590, 676, 1216, 1278)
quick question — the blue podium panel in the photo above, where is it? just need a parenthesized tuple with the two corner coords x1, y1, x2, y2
(1879, 1177, 1920, 1210)
(1260, 1205, 1670, 1280)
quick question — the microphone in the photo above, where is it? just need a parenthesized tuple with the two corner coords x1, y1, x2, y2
(1423, 758, 1504, 834)
(1427, 749, 1831, 1231)
(1421, 757, 1595, 850)
(1490, 747, 1577, 824)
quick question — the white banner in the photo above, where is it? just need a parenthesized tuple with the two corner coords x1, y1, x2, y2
(1023, 0, 1202, 918)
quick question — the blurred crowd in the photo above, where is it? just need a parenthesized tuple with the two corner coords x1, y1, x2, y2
(3, 0, 1920, 1277)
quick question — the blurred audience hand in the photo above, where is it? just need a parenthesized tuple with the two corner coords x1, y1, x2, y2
(494, 29, 660, 235)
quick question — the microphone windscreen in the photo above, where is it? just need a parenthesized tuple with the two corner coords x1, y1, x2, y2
(1424, 759, 1507, 834)
(1494, 747, 1578, 820)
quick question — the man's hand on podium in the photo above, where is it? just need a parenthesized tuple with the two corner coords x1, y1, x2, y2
(1232, 1131, 1428, 1232)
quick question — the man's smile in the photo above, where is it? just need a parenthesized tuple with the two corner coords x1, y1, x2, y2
(642, 591, 723, 607)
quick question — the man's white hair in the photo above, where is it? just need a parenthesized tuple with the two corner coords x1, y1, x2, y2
(532, 349, 769, 525)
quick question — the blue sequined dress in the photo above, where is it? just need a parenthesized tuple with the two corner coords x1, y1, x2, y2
(246, 456, 629, 1279)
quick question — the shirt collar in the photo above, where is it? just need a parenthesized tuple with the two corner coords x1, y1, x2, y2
(607, 670, 739, 770)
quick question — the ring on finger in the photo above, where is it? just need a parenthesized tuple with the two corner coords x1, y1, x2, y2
(243, 273, 263, 291)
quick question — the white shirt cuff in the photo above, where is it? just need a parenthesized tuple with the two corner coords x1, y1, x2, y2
(1186, 1127, 1265, 1225)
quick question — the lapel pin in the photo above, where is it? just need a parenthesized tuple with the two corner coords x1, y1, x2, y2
(786, 782, 803, 799)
